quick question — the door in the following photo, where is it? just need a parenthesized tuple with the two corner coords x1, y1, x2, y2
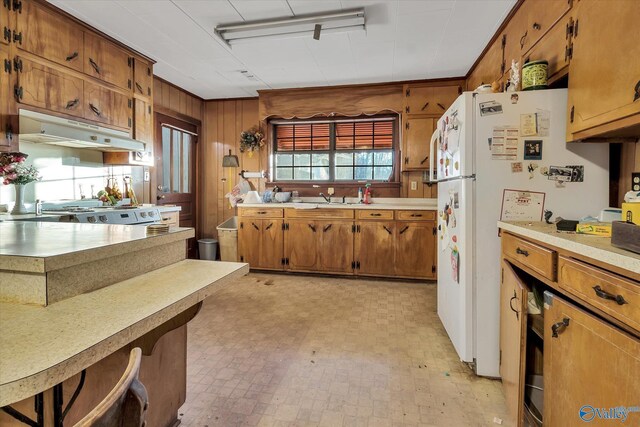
(567, 0, 640, 138)
(155, 114, 198, 254)
(436, 177, 474, 364)
(319, 220, 354, 274)
(15, 57, 83, 116)
(285, 219, 320, 272)
(544, 292, 640, 426)
(403, 117, 434, 171)
(355, 221, 395, 276)
(84, 31, 131, 90)
(395, 221, 436, 279)
(500, 261, 528, 426)
(16, 1, 83, 71)
(83, 81, 131, 130)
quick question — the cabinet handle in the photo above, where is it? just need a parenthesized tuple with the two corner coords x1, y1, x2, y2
(89, 103, 101, 117)
(411, 213, 423, 217)
(551, 317, 570, 338)
(420, 156, 428, 165)
(257, 211, 267, 214)
(66, 51, 79, 62)
(308, 224, 316, 232)
(509, 291, 519, 321)
(404, 156, 408, 165)
(520, 31, 527, 49)
(135, 82, 144, 94)
(251, 222, 259, 230)
(89, 58, 101, 74)
(383, 226, 392, 235)
(370, 213, 381, 217)
(437, 103, 445, 110)
(265, 223, 273, 230)
(323, 224, 332, 232)
(592, 285, 628, 305)
(421, 102, 429, 111)
(634, 80, 640, 102)
(65, 98, 79, 109)
(399, 226, 409, 235)
(516, 247, 529, 257)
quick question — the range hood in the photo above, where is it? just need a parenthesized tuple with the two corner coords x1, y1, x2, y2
(18, 110, 146, 152)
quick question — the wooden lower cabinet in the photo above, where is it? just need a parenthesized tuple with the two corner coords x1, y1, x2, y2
(355, 221, 395, 276)
(238, 218, 283, 270)
(285, 219, 320, 272)
(394, 221, 436, 278)
(499, 261, 528, 425)
(318, 220, 354, 274)
(544, 293, 640, 426)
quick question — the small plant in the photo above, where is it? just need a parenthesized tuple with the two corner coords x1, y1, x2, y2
(0, 152, 40, 185)
(239, 126, 266, 154)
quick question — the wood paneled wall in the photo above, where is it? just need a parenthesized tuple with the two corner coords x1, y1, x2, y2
(153, 77, 204, 122)
(200, 98, 260, 238)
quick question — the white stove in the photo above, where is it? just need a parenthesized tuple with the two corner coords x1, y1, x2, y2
(42, 205, 162, 225)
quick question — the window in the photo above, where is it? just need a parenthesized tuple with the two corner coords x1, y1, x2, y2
(161, 125, 192, 193)
(273, 117, 397, 182)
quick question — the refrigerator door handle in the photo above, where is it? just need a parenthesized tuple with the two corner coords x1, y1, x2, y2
(429, 128, 438, 182)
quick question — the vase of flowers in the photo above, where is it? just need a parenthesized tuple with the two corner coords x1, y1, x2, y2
(0, 152, 41, 214)
(239, 126, 265, 157)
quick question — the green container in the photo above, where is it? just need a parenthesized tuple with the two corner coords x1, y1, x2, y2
(522, 60, 548, 91)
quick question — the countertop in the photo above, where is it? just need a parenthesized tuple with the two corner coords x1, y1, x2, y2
(0, 259, 249, 406)
(498, 221, 640, 275)
(240, 197, 437, 211)
(0, 222, 194, 273)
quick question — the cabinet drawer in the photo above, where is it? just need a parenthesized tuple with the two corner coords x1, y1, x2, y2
(502, 233, 556, 280)
(356, 210, 394, 220)
(396, 210, 435, 221)
(160, 211, 179, 226)
(286, 209, 354, 219)
(240, 208, 283, 218)
(558, 256, 639, 331)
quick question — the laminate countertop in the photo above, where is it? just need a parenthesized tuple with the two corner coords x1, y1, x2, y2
(498, 221, 640, 276)
(0, 259, 249, 406)
(240, 197, 437, 211)
(0, 222, 194, 273)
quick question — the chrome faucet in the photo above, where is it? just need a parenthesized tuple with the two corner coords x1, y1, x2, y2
(319, 192, 330, 203)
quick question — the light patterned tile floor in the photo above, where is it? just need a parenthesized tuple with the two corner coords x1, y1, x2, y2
(178, 273, 510, 427)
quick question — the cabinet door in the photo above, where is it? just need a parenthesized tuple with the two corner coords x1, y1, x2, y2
(355, 221, 395, 276)
(238, 219, 262, 268)
(259, 219, 284, 270)
(544, 293, 640, 425)
(1, 1, 9, 46)
(403, 117, 434, 171)
(519, 0, 572, 53)
(83, 81, 131, 129)
(500, 261, 528, 426)
(405, 85, 460, 115)
(523, 12, 573, 83)
(285, 220, 320, 272)
(567, 0, 640, 138)
(15, 1, 83, 71)
(319, 220, 354, 274)
(394, 221, 435, 279)
(467, 39, 503, 90)
(16, 57, 83, 116)
(84, 31, 131, 90)
(133, 57, 152, 98)
(134, 98, 152, 143)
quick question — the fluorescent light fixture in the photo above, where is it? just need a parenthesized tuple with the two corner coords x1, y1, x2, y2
(215, 8, 365, 46)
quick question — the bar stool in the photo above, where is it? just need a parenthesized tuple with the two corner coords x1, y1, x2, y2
(74, 348, 148, 427)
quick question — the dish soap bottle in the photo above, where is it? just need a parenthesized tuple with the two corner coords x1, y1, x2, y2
(363, 184, 372, 205)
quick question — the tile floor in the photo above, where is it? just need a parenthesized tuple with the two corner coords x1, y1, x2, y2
(178, 273, 510, 427)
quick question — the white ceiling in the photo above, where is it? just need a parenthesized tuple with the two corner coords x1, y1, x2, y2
(48, 0, 515, 99)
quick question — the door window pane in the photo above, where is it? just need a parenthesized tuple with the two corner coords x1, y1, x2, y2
(162, 127, 171, 191)
(172, 130, 181, 193)
(182, 134, 191, 193)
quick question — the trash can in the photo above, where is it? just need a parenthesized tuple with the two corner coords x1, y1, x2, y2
(198, 239, 218, 260)
(216, 216, 238, 262)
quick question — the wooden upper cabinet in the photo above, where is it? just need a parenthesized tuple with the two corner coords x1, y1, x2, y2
(318, 220, 354, 274)
(16, 57, 83, 116)
(567, 0, 640, 140)
(285, 220, 320, 272)
(1, 1, 9, 46)
(133, 57, 152, 99)
(15, 1, 83, 72)
(394, 221, 435, 278)
(84, 32, 131, 90)
(403, 117, 434, 171)
(404, 84, 460, 116)
(519, 0, 572, 54)
(83, 81, 131, 129)
(355, 221, 395, 276)
(1, 44, 12, 149)
(467, 39, 503, 90)
(133, 98, 152, 143)
(499, 261, 528, 426)
(544, 293, 640, 426)
(523, 12, 573, 84)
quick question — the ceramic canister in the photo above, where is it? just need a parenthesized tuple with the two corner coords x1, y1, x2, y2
(522, 60, 548, 90)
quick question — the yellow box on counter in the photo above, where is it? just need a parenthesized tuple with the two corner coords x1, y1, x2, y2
(576, 223, 612, 236)
(622, 203, 640, 225)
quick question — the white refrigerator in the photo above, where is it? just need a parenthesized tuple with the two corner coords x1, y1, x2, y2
(429, 89, 609, 377)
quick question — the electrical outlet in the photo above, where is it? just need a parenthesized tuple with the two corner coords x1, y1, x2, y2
(328, 187, 335, 195)
(410, 181, 418, 191)
(144, 169, 150, 182)
(632, 172, 640, 192)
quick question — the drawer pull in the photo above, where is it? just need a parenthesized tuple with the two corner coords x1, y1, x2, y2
(516, 247, 529, 257)
(66, 51, 79, 62)
(89, 58, 101, 74)
(411, 214, 423, 217)
(257, 211, 267, 214)
(323, 224, 332, 232)
(308, 224, 316, 232)
(551, 317, 570, 338)
(162, 217, 170, 221)
(509, 291, 519, 320)
(370, 213, 382, 217)
(592, 286, 628, 305)
(383, 226, 392, 235)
